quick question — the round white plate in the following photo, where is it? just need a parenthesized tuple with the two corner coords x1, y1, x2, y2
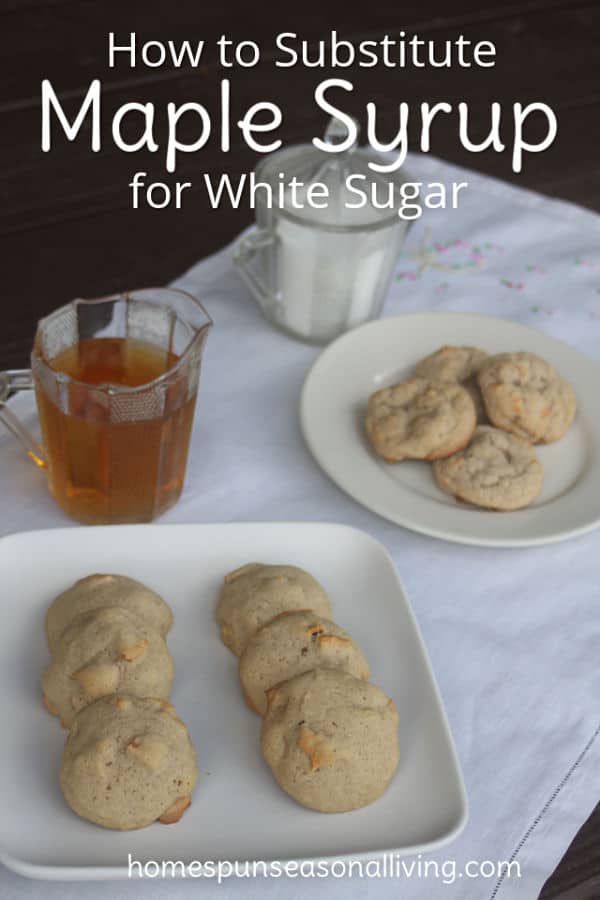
(300, 312, 600, 547)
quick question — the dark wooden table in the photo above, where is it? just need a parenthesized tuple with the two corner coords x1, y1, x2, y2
(1, 2, 599, 896)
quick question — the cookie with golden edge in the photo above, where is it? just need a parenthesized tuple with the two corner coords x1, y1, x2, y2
(365, 377, 476, 463)
(45, 574, 173, 656)
(432, 425, 544, 511)
(477, 352, 576, 443)
(261, 668, 399, 813)
(415, 345, 489, 383)
(216, 563, 332, 657)
(42, 606, 174, 727)
(239, 611, 370, 715)
(60, 695, 197, 830)
(415, 345, 489, 422)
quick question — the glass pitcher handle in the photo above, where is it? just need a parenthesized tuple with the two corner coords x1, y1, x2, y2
(0, 370, 47, 468)
(233, 227, 277, 311)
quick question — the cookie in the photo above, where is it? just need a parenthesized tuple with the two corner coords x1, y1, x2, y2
(478, 352, 576, 443)
(239, 612, 370, 715)
(45, 574, 173, 656)
(216, 563, 332, 657)
(42, 607, 174, 727)
(415, 345, 489, 383)
(365, 377, 476, 463)
(432, 425, 544, 511)
(415, 345, 489, 423)
(60, 695, 197, 830)
(261, 669, 399, 813)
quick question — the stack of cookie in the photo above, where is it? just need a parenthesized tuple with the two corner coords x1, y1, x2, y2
(216, 563, 400, 813)
(41, 574, 198, 830)
(366, 347, 577, 511)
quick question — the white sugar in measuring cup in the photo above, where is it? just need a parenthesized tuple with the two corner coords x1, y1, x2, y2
(234, 118, 413, 343)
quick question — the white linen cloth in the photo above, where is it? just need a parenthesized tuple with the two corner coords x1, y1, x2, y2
(0, 154, 599, 900)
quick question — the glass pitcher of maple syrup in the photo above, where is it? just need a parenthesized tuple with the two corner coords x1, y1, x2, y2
(0, 288, 212, 524)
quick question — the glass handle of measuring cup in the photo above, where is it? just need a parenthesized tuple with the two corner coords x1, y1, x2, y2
(233, 227, 277, 313)
(0, 370, 47, 468)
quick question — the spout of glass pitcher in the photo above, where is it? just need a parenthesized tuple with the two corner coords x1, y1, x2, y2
(117, 287, 214, 375)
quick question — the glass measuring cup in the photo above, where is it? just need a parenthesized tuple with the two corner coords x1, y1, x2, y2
(234, 118, 413, 344)
(0, 288, 212, 524)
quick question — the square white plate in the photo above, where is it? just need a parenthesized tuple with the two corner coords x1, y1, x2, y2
(0, 523, 466, 880)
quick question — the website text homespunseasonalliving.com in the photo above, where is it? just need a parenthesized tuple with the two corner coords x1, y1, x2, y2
(128, 853, 521, 885)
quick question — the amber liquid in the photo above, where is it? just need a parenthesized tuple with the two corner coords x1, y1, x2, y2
(35, 337, 197, 524)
